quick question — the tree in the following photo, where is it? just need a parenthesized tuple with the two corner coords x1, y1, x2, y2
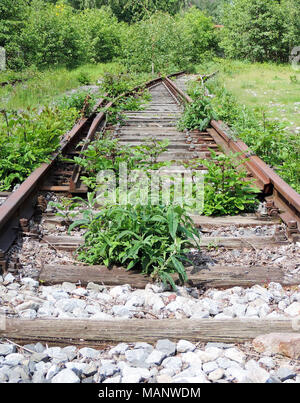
(19, 0, 85, 68)
(121, 11, 191, 73)
(189, 0, 226, 22)
(107, 0, 186, 23)
(220, 0, 292, 62)
(179, 7, 216, 63)
(0, 0, 28, 69)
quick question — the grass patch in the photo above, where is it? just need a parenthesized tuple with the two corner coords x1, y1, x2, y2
(0, 63, 123, 110)
(196, 59, 300, 133)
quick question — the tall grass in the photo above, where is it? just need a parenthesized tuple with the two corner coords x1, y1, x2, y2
(0, 63, 123, 110)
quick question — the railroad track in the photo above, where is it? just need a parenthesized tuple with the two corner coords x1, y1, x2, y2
(0, 72, 299, 271)
(0, 73, 300, 348)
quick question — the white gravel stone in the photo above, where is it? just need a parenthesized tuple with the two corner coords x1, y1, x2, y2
(0, 344, 16, 356)
(51, 368, 80, 383)
(46, 364, 60, 380)
(284, 302, 300, 316)
(208, 368, 224, 381)
(103, 375, 121, 383)
(120, 365, 150, 383)
(245, 306, 259, 317)
(181, 351, 202, 366)
(156, 339, 176, 356)
(112, 305, 132, 318)
(202, 361, 218, 374)
(190, 310, 210, 319)
(214, 313, 234, 319)
(258, 357, 275, 369)
(5, 353, 25, 366)
(197, 348, 222, 363)
(244, 360, 270, 383)
(21, 278, 39, 288)
(173, 372, 208, 383)
(3, 273, 15, 284)
(71, 288, 88, 297)
(78, 347, 100, 360)
(161, 356, 182, 372)
(177, 340, 196, 353)
(90, 312, 114, 320)
(15, 301, 40, 312)
(224, 348, 246, 364)
(225, 366, 248, 382)
(19, 309, 37, 319)
(124, 348, 150, 367)
(217, 357, 242, 370)
(109, 343, 129, 356)
(145, 350, 166, 366)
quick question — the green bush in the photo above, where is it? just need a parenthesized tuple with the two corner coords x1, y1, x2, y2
(205, 77, 300, 193)
(71, 200, 200, 289)
(56, 90, 97, 117)
(177, 86, 218, 131)
(0, 106, 78, 190)
(220, 0, 298, 63)
(121, 12, 192, 74)
(77, 7, 121, 63)
(198, 151, 260, 216)
(178, 7, 217, 64)
(107, 0, 186, 23)
(0, 0, 27, 70)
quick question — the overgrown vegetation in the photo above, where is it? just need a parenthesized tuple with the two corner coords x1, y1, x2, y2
(196, 151, 260, 216)
(206, 78, 300, 193)
(1, 0, 299, 286)
(221, 0, 300, 63)
(71, 132, 169, 191)
(0, 106, 78, 190)
(70, 200, 200, 289)
(177, 88, 217, 131)
(0, 1, 216, 73)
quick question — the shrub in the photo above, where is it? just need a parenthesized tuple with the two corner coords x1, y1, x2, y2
(19, 0, 84, 69)
(77, 7, 121, 63)
(71, 201, 200, 289)
(0, 106, 78, 190)
(199, 151, 260, 216)
(178, 7, 217, 64)
(177, 91, 218, 131)
(121, 12, 192, 74)
(220, 0, 293, 63)
(56, 90, 97, 117)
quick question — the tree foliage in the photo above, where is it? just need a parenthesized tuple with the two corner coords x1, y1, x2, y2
(121, 9, 215, 73)
(106, 0, 186, 22)
(220, 0, 300, 62)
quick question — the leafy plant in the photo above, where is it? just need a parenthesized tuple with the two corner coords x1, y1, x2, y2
(178, 92, 218, 131)
(56, 90, 97, 117)
(197, 151, 260, 216)
(70, 201, 200, 289)
(47, 197, 82, 227)
(0, 106, 78, 191)
(77, 71, 92, 85)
